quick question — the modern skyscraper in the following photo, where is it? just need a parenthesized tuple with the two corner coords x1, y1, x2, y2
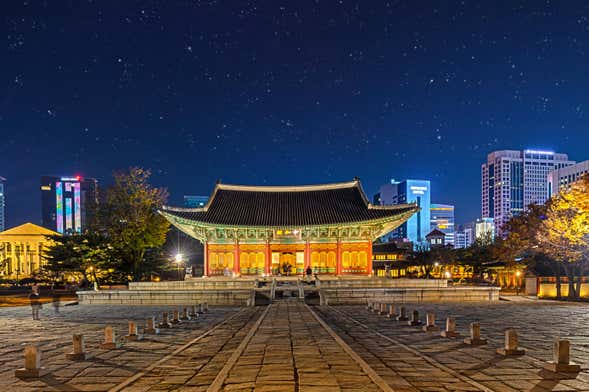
(0, 176, 5, 232)
(454, 227, 474, 249)
(183, 195, 209, 208)
(376, 179, 431, 248)
(430, 203, 454, 245)
(548, 160, 589, 197)
(475, 218, 495, 241)
(481, 149, 574, 235)
(41, 176, 98, 234)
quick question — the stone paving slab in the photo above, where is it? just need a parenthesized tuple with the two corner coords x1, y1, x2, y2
(327, 302, 589, 391)
(0, 304, 243, 391)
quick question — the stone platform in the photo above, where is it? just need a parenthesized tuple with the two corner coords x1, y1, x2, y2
(77, 277, 499, 306)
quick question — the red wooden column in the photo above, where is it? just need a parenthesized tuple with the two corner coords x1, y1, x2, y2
(304, 241, 311, 271)
(234, 240, 240, 276)
(265, 241, 271, 275)
(204, 242, 209, 277)
(366, 240, 373, 276)
(336, 239, 342, 275)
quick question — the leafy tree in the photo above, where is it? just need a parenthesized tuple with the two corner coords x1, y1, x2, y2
(101, 167, 170, 281)
(536, 175, 589, 299)
(43, 232, 114, 286)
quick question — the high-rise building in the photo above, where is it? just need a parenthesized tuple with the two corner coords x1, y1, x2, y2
(183, 195, 209, 208)
(548, 160, 589, 197)
(0, 176, 5, 232)
(475, 217, 495, 241)
(482, 149, 574, 235)
(430, 203, 454, 245)
(454, 227, 474, 249)
(41, 176, 98, 234)
(375, 179, 431, 248)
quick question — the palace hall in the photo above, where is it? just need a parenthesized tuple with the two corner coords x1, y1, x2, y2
(160, 179, 417, 277)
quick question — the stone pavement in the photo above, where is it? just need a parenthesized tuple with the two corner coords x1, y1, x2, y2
(0, 303, 244, 391)
(1, 300, 589, 391)
(320, 302, 589, 392)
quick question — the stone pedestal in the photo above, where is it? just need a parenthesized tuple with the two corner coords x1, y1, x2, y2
(544, 339, 580, 373)
(422, 312, 439, 332)
(376, 303, 385, 315)
(386, 304, 397, 319)
(496, 329, 525, 356)
(158, 312, 172, 328)
(15, 345, 48, 378)
(100, 326, 122, 349)
(464, 322, 487, 345)
(441, 316, 460, 338)
(125, 321, 143, 341)
(180, 307, 191, 321)
(408, 310, 422, 326)
(188, 305, 198, 318)
(66, 334, 89, 360)
(145, 317, 160, 334)
(396, 306, 409, 321)
(171, 310, 181, 324)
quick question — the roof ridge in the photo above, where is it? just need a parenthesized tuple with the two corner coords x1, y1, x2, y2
(216, 179, 359, 192)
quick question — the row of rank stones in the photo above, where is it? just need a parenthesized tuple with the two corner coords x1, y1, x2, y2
(366, 301, 581, 374)
(13, 302, 210, 379)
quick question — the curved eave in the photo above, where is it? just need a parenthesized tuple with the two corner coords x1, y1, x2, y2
(160, 205, 417, 242)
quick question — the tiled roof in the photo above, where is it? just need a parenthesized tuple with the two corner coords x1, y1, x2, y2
(162, 180, 417, 227)
(426, 228, 446, 238)
(0, 222, 59, 237)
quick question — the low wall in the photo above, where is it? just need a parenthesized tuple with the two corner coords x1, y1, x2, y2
(537, 283, 589, 299)
(320, 286, 500, 305)
(77, 289, 254, 306)
(317, 278, 448, 289)
(129, 279, 257, 291)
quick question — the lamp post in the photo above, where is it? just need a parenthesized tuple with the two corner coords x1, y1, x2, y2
(175, 253, 183, 281)
(515, 270, 522, 296)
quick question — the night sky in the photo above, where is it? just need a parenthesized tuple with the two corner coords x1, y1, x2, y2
(2, 1, 589, 228)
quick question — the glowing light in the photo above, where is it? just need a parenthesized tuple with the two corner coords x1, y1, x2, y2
(74, 182, 81, 232)
(525, 149, 554, 155)
(175, 253, 183, 263)
(444, 271, 452, 279)
(56, 182, 63, 233)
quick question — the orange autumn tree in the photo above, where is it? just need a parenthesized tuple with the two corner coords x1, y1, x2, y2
(537, 174, 589, 299)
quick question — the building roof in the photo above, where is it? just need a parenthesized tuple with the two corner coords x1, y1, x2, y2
(0, 222, 59, 237)
(426, 228, 446, 238)
(161, 179, 418, 227)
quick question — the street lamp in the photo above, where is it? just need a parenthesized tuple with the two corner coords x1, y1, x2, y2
(175, 253, 183, 280)
(515, 270, 522, 295)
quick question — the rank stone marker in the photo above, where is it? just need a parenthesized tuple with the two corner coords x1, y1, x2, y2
(203, 302, 209, 312)
(180, 307, 191, 321)
(422, 312, 440, 332)
(198, 303, 204, 314)
(387, 304, 397, 319)
(158, 312, 172, 328)
(125, 320, 143, 341)
(408, 310, 422, 326)
(397, 306, 409, 321)
(100, 325, 122, 349)
(66, 334, 89, 360)
(544, 339, 581, 373)
(441, 316, 460, 338)
(189, 305, 198, 318)
(366, 302, 373, 311)
(171, 310, 181, 324)
(464, 322, 487, 345)
(15, 344, 48, 378)
(378, 303, 388, 315)
(496, 329, 526, 356)
(144, 317, 160, 334)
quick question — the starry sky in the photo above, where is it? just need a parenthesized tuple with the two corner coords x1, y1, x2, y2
(2, 1, 589, 229)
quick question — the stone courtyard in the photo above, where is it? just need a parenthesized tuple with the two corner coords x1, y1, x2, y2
(0, 299, 588, 391)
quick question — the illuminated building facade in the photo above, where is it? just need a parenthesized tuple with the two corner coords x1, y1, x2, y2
(161, 179, 417, 277)
(0, 223, 59, 279)
(454, 226, 474, 249)
(548, 160, 589, 197)
(375, 179, 431, 249)
(41, 176, 98, 234)
(0, 176, 5, 232)
(482, 149, 574, 235)
(430, 203, 454, 246)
